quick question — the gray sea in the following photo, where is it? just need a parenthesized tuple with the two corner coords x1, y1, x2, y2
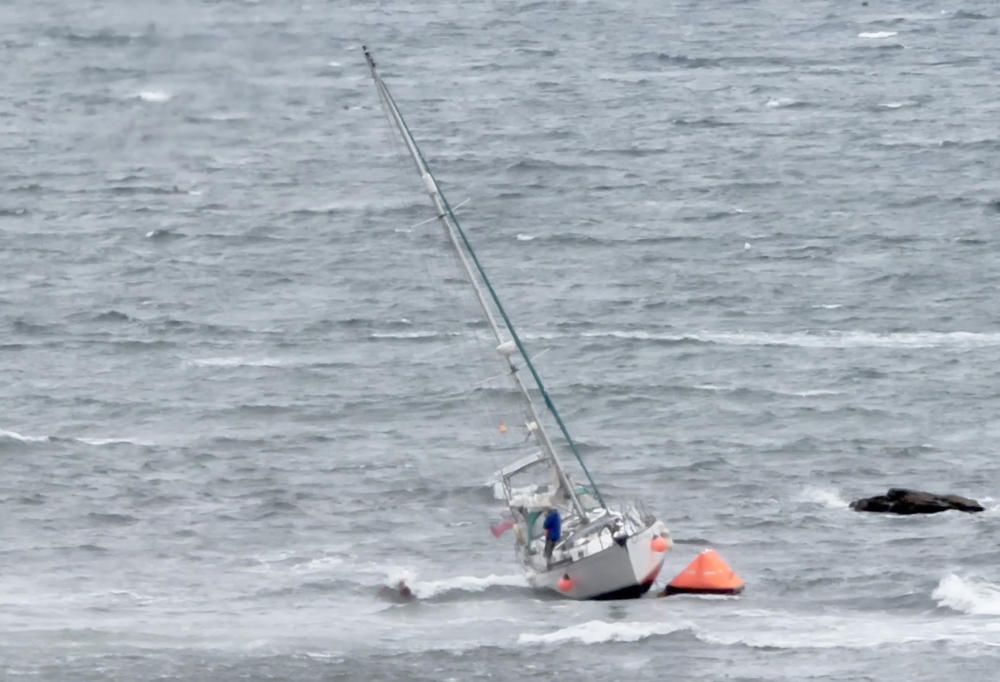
(3, 0, 1000, 679)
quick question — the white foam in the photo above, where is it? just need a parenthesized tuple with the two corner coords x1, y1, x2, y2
(290, 556, 344, 574)
(694, 383, 838, 398)
(879, 101, 917, 109)
(384, 566, 417, 587)
(516, 234, 536, 241)
(2, 429, 157, 447)
(978, 496, 1000, 513)
(858, 31, 898, 39)
(796, 486, 848, 509)
(766, 97, 799, 109)
(413, 573, 526, 598)
(579, 329, 1000, 349)
(0, 428, 49, 443)
(519, 620, 686, 645)
(76, 437, 155, 447)
(207, 112, 249, 122)
(812, 303, 843, 309)
(933, 574, 1000, 615)
(137, 89, 173, 103)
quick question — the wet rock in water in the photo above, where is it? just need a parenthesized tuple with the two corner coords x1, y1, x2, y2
(849, 488, 984, 515)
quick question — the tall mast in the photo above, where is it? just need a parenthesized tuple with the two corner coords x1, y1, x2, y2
(364, 47, 607, 516)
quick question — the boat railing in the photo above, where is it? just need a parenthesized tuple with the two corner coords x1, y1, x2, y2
(605, 500, 658, 531)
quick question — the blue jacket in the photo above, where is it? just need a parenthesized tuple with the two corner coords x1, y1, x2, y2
(543, 509, 561, 542)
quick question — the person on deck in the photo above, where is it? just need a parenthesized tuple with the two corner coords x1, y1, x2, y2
(543, 507, 561, 567)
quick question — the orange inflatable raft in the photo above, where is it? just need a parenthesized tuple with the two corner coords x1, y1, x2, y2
(660, 549, 744, 596)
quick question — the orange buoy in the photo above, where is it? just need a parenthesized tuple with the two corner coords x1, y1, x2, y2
(661, 549, 744, 596)
(557, 574, 574, 592)
(650, 535, 669, 553)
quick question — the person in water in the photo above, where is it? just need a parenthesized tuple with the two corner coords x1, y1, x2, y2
(543, 507, 561, 567)
(378, 580, 415, 602)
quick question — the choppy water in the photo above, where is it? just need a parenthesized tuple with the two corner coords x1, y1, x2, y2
(3, 0, 1000, 679)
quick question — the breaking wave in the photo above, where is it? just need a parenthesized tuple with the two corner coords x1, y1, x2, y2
(878, 100, 919, 109)
(933, 574, 1000, 615)
(1, 429, 153, 447)
(519, 620, 687, 645)
(795, 486, 849, 509)
(766, 97, 807, 109)
(145, 228, 185, 240)
(691, 383, 840, 399)
(411, 573, 527, 599)
(136, 89, 173, 103)
(0, 428, 49, 443)
(378, 567, 528, 601)
(75, 437, 156, 447)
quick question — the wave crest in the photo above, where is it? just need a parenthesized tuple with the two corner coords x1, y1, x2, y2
(0, 428, 49, 443)
(1, 429, 153, 447)
(413, 573, 527, 599)
(933, 574, 1000, 615)
(519, 620, 686, 645)
(795, 486, 848, 509)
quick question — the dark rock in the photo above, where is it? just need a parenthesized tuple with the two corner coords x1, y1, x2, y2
(850, 488, 984, 515)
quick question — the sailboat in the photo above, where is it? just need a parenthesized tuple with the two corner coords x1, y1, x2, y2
(364, 47, 672, 600)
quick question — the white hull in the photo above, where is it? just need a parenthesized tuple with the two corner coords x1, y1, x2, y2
(524, 520, 669, 600)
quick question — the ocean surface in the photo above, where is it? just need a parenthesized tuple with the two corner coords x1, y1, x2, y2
(2, 0, 1000, 679)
